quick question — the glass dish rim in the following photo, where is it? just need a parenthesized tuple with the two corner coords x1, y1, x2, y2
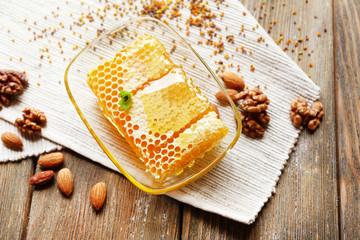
(64, 16, 242, 194)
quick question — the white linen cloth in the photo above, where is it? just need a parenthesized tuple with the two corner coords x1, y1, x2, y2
(0, 0, 319, 224)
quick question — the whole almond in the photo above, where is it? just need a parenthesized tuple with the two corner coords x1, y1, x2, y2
(29, 170, 54, 186)
(221, 71, 245, 89)
(1, 132, 23, 150)
(209, 103, 220, 119)
(215, 89, 240, 103)
(90, 182, 107, 211)
(57, 168, 73, 197)
(38, 152, 64, 169)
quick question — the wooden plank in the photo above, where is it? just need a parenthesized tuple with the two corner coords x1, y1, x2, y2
(334, 0, 360, 239)
(0, 159, 34, 240)
(182, 0, 339, 239)
(27, 150, 181, 239)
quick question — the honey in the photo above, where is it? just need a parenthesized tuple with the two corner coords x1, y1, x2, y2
(87, 34, 228, 181)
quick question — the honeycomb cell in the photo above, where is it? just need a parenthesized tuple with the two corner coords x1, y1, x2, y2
(162, 163, 168, 170)
(111, 104, 118, 110)
(98, 79, 105, 85)
(111, 96, 119, 103)
(98, 72, 105, 78)
(111, 83, 118, 89)
(161, 156, 168, 163)
(98, 65, 105, 71)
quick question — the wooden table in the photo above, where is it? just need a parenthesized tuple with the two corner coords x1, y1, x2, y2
(0, 0, 358, 238)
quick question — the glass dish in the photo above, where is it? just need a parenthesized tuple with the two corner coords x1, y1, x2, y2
(65, 17, 241, 194)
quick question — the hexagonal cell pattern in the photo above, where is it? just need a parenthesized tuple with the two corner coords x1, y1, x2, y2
(87, 34, 228, 181)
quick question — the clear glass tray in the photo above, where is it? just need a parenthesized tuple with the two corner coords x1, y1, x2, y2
(65, 17, 241, 194)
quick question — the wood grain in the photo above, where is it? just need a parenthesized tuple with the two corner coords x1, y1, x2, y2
(334, 0, 360, 238)
(26, 150, 181, 239)
(182, 0, 339, 238)
(0, 159, 34, 240)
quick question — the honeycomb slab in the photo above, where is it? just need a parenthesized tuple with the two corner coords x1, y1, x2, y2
(87, 34, 228, 181)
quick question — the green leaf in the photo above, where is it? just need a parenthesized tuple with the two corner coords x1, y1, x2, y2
(118, 90, 133, 110)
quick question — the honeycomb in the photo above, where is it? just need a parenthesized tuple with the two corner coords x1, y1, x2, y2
(87, 34, 228, 181)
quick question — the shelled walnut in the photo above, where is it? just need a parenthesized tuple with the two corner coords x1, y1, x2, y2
(0, 69, 28, 109)
(15, 107, 47, 135)
(240, 111, 270, 138)
(237, 86, 271, 138)
(238, 86, 270, 113)
(290, 98, 308, 127)
(290, 98, 324, 131)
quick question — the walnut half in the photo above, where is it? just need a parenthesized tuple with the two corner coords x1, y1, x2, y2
(237, 86, 271, 138)
(238, 86, 270, 113)
(240, 111, 270, 138)
(0, 69, 28, 109)
(15, 107, 47, 135)
(290, 98, 324, 131)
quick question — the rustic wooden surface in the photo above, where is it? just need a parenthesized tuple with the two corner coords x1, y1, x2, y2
(0, 0, 359, 238)
(334, 0, 360, 239)
(0, 158, 34, 240)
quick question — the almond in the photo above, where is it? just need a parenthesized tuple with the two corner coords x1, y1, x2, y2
(1, 132, 23, 150)
(209, 103, 220, 119)
(38, 152, 64, 169)
(90, 182, 107, 211)
(29, 170, 54, 186)
(221, 71, 245, 89)
(215, 89, 240, 103)
(57, 168, 73, 197)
